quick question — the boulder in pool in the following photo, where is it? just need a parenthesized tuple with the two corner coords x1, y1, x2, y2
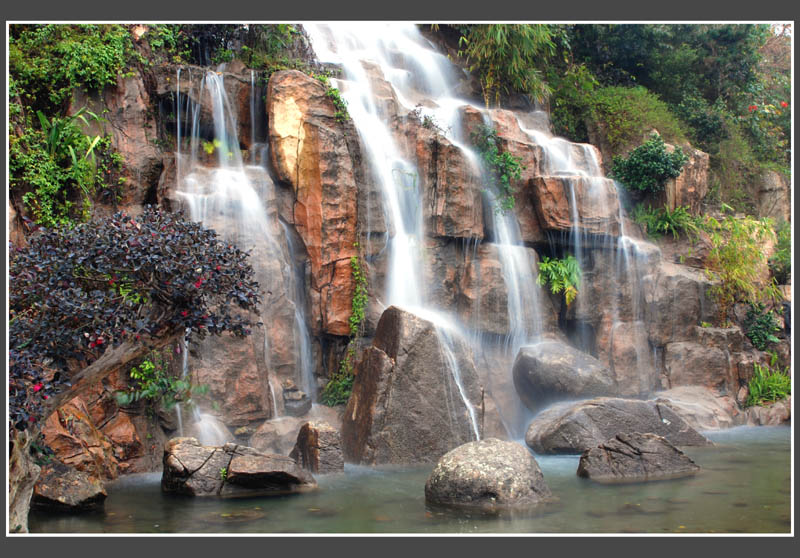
(32, 460, 107, 512)
(577, 432, 701, 483)
(161, 437, 317, 497)
(424, 438, 552, 511)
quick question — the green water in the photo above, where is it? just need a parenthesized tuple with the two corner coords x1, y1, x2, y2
(28, 425, 792, 534)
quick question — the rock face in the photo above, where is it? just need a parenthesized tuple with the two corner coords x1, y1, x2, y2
(268, 69, 359, 336)
(342, 306, 483, 465)
(282, 380, 312, 417)
(662, 143, 709, 215)
(289, 421, 344, 474)
(530, 176, 621, 236)
(512, 341, 617, 414)
(425, 438, 552, 511)
(32, 461, 107, 512)
(525, 397, 711, 454)
(161, 437, 316, 497)
(576, 432, 700, 483)
(249, 416, 309, 456)
(756, 169, 791, 223)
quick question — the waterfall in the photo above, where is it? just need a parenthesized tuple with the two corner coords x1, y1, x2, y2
(173, 68, 311, 439)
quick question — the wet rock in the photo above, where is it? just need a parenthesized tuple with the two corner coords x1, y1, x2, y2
(161, 437, 316, 497)
(643, 261, 717, 347)
(577, 432, 700, 483)
(655, 386, 748, 430)
(282, 380, 312, 417)
(525, 397, 711, 454)
(32, 460, 107, 512)
(250, 416, 308, 456)
(530, 175, 621, 236)
(512, 341, 616, 414)
(425, 438, 552, 511)
(289, 421, 344, 474)
(342, 306, 483, 465)
(268, 69, 359, 336)
(609, 321, 658, 398)
(663, 341, 732, 392)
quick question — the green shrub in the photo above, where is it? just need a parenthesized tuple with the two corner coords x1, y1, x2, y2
(746, 360, 790, 407)
(611, 134, 689, 193)
(590, 86, 687, 152)
(743, 303, 781, 351)
(536, 254, 581, 306)
(703, 206, 781, 321)
(631, 204, 702, 239)
(115, 350, 208, 410)
(471, 125, 523, 212)
(769, 220, 791, 284)
(313, 74, 349, 123)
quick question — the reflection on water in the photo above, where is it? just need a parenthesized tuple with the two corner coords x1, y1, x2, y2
(28, 426, 791, 534)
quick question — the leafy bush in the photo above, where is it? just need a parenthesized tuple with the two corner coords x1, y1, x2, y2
(455, 24, 556, 107)
(743, 303, 781, 351)
(547, 63, 599, 142)
(746, 360, 791, 407)
(590, 86, 687, 152)
(769, 220, 791, 284)
(631, 204, 702, 239)
(536, 254, 582, 306)
(471, 125, 524, 212)
(611, 134, 689, 193)
(8, 207, 262, 432)
(702, 207, 781, 321)
(115, 350, 207, 410)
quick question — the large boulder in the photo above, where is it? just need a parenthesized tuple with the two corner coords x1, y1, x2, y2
(512, 341, 617, 414)
(654, 386, 748, 431)
(161, 437, 316, 497)
(32, 461, 107, 512)
(249, 416, 309, 456)
(341, 306, 484, 465)
(268, 69, 359, 336)
(289, 421, 344, 474)
(756, 169, 790, 223)
(525, 397, 711, 454)
(576, 432, 700, 483)
(608, 321, 658, 398)
(425, 438, 552, 511)
(663, 341, 732, 392)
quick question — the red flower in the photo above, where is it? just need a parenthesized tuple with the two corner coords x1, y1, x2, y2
(216, 265, 221, 271)
(748, 105, 758, 112)
(781, 101, 789, 108)
(43, 395, 49, 400)
(181, 310, 188, 317)
(96, 337, 104, 345)
(33, 383, 43, 392)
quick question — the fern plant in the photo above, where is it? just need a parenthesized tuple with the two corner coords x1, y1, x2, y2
(536, 254, 582, 306)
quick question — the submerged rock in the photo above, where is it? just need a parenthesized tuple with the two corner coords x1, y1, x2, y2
(289, 421, 344, 474)
(577, 432, 700, 483)
(425, 438, 552, 511)
(525, 397, 711, 454)
(161, 437, 316, 497)
(32, 460, 107, 512)
(512, 341, 616, 414)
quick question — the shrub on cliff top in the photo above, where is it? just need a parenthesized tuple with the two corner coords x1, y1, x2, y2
(611, 134, 689, 193)
(9, 206, 262, 432)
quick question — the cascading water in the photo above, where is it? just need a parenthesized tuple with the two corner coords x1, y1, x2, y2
(173, 67, 313, 438)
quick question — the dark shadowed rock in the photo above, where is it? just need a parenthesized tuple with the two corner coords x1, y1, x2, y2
(512, 341, 616, 414)
(577, 432, 700, 483)
(342, 306, 483, 465)
(32, 461, 107, 512)
(282, 380, 312, 417)
(289, 421, 344, 474)
(425, 438, 552, 511)
(161, 437, 316, 497)
(525, 397, 711, 454)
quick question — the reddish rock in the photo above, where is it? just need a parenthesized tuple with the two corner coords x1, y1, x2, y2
(662, 143, 709, 215)
(32, 460, 107, 512)
(289, 421, 344, 474)
(655, 386, 748, 430)
(268, 70, 359, 336)
(42, 397, 119, 480)
(531, 175, 621, 236)
(745, 397, 791, 426)
(663, 341, 732, 392)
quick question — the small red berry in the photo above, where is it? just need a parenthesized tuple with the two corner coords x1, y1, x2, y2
(33, 383, 43, 392)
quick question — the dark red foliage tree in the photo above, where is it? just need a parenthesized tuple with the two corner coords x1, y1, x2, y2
(8, 206, 262, 433)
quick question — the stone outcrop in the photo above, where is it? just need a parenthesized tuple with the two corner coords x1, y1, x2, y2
(662, 143, 709, 215)
(161, 437, 316, 497)
(513, 341, 617, 414)
(525, 397, 711, 454)
(342, 306, 484, 465)
(576, 432, 700, 483)
(249, 416, 309, 456)
(268, 69, 359, 337)
(530, 175, 622, 236)
(654, 386, 748, 431)
(32, 460, 107, 512)
(756, 169, 791, 223)
(425, 438, 552, 510)
(289, 421, 344, 474)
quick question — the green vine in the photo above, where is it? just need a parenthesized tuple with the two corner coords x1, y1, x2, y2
(313, 73, 350, 123)
(471, 125, 523, 213)
(321, 245, 368, 406)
